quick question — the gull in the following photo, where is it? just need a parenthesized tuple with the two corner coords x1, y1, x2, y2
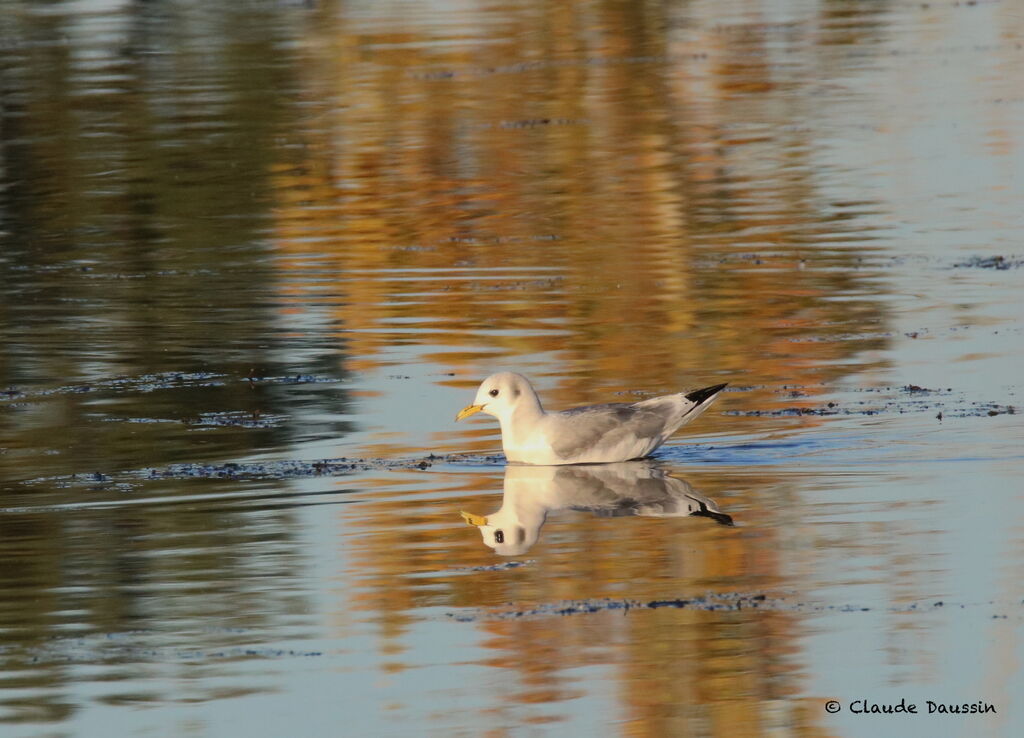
(455, 372, 727, 465)
(460, 462, 733, 556)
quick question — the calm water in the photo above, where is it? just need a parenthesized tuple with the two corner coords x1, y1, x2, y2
(1, 0, 1022, 736)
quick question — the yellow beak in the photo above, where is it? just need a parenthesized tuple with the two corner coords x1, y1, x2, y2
(460, 511, 488, 527)
(455, 404, 485, 421)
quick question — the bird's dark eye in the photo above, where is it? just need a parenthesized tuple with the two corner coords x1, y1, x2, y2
(489, 389, 499, 397)
(494, 530, 504, 544)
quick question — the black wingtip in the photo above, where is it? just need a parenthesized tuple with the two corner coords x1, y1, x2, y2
(685, 382, 728, 405)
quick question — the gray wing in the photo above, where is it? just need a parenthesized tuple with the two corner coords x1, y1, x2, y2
(548, 402, 673, 461)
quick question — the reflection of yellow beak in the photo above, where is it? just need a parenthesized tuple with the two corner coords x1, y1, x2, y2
(455, 404, 485, 421)
(460, 511, 488, 526)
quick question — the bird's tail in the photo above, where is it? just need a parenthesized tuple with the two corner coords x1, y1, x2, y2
(633, 382, 728, 439)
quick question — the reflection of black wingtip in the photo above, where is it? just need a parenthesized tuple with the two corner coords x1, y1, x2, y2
(685, 383, 728, 405)
(688, 497, 735, 527)
(711, 511, 735, 527)
(691, 508, 735, 527)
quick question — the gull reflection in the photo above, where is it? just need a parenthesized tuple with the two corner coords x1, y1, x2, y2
(460, 462, 733, 556)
